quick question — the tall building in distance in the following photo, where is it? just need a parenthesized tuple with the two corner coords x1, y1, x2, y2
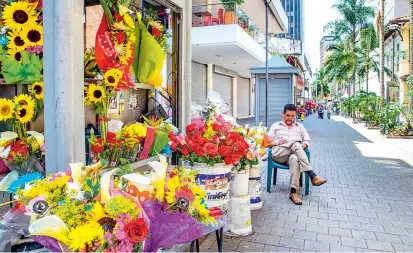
(320, 34, 335, 66)
(277, 0, 303, 40)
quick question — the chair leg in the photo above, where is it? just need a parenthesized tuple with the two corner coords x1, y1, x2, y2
(267, 164, 272, 193)
(305, 173, 310, 196)
(273, 167, 277, 186)
(299, 173, 303, 187)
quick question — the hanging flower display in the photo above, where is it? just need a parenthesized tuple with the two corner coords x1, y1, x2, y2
(0, 0, 43, 85)
(95, 1, 136, 91)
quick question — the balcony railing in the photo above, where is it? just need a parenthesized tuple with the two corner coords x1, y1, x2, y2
(192, 3, 277, 55)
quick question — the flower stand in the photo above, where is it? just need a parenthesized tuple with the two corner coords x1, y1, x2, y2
(225, 169, 253, 236)
(249, 163, 263, 210)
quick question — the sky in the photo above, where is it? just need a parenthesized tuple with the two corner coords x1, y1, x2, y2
(303, 0, 340, 74)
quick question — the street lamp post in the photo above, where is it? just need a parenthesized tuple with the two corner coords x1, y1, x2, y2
(265, 0, 270, 127)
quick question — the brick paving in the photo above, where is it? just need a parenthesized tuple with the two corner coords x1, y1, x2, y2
(201, 115, 413, 252)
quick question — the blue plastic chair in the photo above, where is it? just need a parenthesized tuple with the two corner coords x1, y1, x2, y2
(267, 147, 310, 195)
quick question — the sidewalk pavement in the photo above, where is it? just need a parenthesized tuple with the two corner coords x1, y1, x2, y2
(334, 116, 413, 168)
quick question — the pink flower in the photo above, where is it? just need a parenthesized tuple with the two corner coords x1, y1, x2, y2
(115, 240, 134, 252)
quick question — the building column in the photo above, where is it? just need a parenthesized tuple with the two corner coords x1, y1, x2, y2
(250, 78, 254, 115)
(181, 0, 192, 127)
(43, 0, 85, 173)
(207, 63, 213, 93)
(232, 77, 238, 118)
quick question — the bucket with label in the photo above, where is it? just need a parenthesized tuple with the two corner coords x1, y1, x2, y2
(229, 169, 250, 197)
(190, 162, 232, 214)
(224, 195, 253, 236)
(249, 163, 263, 210)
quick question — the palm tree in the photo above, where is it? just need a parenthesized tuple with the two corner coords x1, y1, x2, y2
(380, 0, 385, 97)
(358, 24, 379, 92)
(324, 40, 358, 95)
(314, 68, 328, 99)
(325, 0, 375, 45)
(325, 0, 375, 97)
(410, 0, 413, 73)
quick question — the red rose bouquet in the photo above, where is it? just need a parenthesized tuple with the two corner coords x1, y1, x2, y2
(169, 121, 249, 166)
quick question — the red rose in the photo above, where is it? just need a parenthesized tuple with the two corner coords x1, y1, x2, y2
(224, 155, 233, 165)
(199, 137, 209, 147)
(186, 123, 197, 135)
(91, 144, 103, 153)
(211, 135, 219, 144)
(124, 218, 149, 243)
(114, 13, 123, 21)
(152, 27, 161, 37)
(202, 143, 218, 158)
(234, 140, 249, 154)
(218, 145, 232, 157)
(191, 133, 202, 143)
(181, 145, 190, 156)
(106, 132, 117, 144)
(230, 153, 241, 165)
(212, 123, 221, 132)
(188, 142, 202, 156)
(115, 32, 126, 44)
(199, 126, 207, 133)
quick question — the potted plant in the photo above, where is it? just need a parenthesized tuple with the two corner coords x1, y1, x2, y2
(221, 0, 245, 24)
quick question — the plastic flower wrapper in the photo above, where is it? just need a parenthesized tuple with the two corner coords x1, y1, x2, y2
(143, 166, 219, 252)
(0, 206, 30, 251)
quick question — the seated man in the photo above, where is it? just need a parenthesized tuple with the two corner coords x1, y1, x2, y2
(269, 104, 327, 205)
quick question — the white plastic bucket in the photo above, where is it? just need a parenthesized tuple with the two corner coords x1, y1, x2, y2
(225, 195, 253, 236)
(249, 164, 263, 210)
(190, 162, 232, 213)
(230, 169, 250, 197)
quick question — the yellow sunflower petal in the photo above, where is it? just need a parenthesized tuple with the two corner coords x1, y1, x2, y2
(32, 81, 44, 100)
(15, 105, 34, 123)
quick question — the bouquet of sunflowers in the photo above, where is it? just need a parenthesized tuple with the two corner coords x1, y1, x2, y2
(0, 163, 150, 252)
(0, 90, 45, 175)
(0, 0, 43, 84)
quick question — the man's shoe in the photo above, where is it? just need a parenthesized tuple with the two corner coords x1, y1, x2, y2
(311, 176, 327, 186)
(289, 193, 303, 205)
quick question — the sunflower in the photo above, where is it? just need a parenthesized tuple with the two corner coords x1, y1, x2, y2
(32, 81, 44, 100)
(104, 69, 123, 87)
(21, 23, 43, 47)
(86, 84, 106, 103)
(0, 98, 14, 121)
(3, 1, 38, 32)
(15, 105, 34, 123)
(7, 47, 23, 62)
(7, 30, 27, 52)
(13, 93, 35, 107)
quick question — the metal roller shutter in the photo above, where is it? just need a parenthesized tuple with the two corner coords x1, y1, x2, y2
(213, 73, 233, 115)
(191, 62, 207, 106)
(258, 78, 291, 126)
(237, 77, 250, 117)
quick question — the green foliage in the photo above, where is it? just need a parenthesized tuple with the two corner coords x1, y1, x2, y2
(221, 0, 244, 11)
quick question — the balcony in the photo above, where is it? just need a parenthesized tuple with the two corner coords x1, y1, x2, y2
(192, 3, 277, 77)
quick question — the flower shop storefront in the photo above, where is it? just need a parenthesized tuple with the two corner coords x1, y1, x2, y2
(0, 0, 270, 252)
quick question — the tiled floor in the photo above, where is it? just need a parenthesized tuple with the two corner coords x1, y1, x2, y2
(200, 115, 413, 252)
